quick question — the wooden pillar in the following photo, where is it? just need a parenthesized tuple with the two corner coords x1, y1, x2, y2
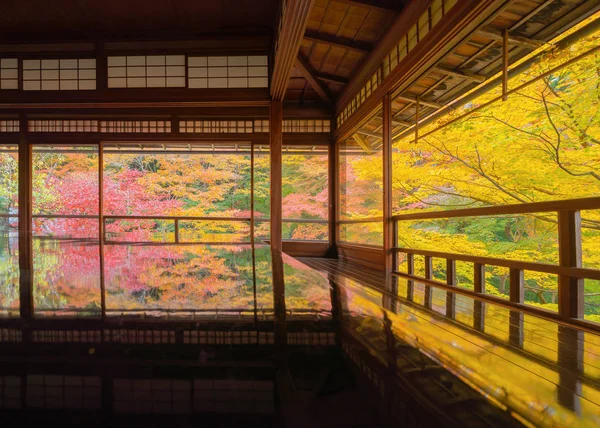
(98, 142, 106, 320)
(271, 248, 287, 348)
(250, 143, 255, 243)
(327, 139, 337, 257)
(18, 117, 33, 322)
(558, 210, 583, 318)
(383, 95, 394, 272)
(502, 29, 509, 101)
(95, 42, 108, 92)
(270, 100, 283, 251)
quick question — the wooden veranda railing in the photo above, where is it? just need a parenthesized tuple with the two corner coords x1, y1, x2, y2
(390, 197, 600, 324)
(0, 214, 329, 244)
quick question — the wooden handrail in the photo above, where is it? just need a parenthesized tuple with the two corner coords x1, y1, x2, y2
(104, 215, 251, 222)
(32, 214, 98, 219)
(391, 196, 600, 321)
(392, 197, 600, 221)
(255, 218, 329, 224)
(338, 217, 383, 224)
(393, 247, 600, 281)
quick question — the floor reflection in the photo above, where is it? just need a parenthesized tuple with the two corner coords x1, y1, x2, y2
(301, 258, 600, 427)
(21, 239, 332, 319)
(0, 231, 19, 315)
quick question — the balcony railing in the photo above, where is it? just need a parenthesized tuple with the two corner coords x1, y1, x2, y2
(391, 197, 600, 326)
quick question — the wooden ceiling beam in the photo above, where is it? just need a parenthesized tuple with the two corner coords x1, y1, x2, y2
(271, 0, 315, 101)
(335, 0, 431, 111)
(304, 30, 371, 53)
(353, 133, 373, 153)
(333, 0, 404, 13)
(295, 55, 333, 103)
(317, 73, 348, 85)
(432, 66, 486, 83)
(475, 29, 544, 49)
(394, 95, 442, 110)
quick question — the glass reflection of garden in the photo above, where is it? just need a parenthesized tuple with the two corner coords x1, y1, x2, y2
(0, 144, 331, 317)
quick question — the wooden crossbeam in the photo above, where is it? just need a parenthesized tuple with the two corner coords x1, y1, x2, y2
(335, 0, 430, 111)
(304, 30, 372, 53)
(271, 0, 315, 101)
(392, 119, 411, 127)
(295, 55, 333, 103)
(432, 66, 486, 83)
(353, 133, 373, 154)
(317, 73, 348, 85)
(476, 29, 544, 49)
(334, 0, 403, 13)
(395, 95, 442, 110)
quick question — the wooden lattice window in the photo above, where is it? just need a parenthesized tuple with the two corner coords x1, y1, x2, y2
(28, 120, 99, 133)
(0, 120, 19, 132)
(283, 119, 331, 133)
(100, 120, 171, 133)
(107, 55, 186, 88)
(179, 120, 254, 133)
(188, 56, 268, 89)
(0, 59, 18, 90)
(22, 59, 96, 91)
(253, 120, 270, 133)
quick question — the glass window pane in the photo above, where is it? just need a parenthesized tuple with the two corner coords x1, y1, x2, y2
(282, 145, 328, 241)
(339, 109, 383, 246)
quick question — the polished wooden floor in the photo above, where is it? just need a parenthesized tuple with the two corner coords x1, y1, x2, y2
(299, 257, 600, 427)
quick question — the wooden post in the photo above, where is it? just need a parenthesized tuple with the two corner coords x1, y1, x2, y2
(95, 42, 107, 92)
(424, 255, 433, 309)
(509, 267, 524, 303)
(271, 248, 287, 348)
(327, 140, 336, 257)
(446, 259, 456, 319)
(383, 95, 393, 272)
(406, 253, 414, 301)
(270, 101, 283, 251)
(334, 138, 341, 252)
(98, 142, 106, 320)
(250, 143, 255, 244)
(18, 118, 33, 322)
(558, 210, 583, 318)
(474, 263, 485, 294)
(414, 96, 420, 143)
(502, 28, 509, 101)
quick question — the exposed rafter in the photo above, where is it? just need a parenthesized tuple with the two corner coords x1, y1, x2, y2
(304, 30, 372, 53)
(271, 0, 315, 101)
(432, 66, 486, 83)
(395, 95, 442, 110)
(296, 55, 333, 103)
(336, 0, 431, 111)
(317, 73, 348, 85)
(476, 28, 544, 49)
(353, 133, 373, 154)
(333, 0, 403, 13)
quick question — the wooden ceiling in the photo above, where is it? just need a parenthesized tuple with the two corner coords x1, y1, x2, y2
(0, 0, 278, 40)
(288, 0, 402, 103)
